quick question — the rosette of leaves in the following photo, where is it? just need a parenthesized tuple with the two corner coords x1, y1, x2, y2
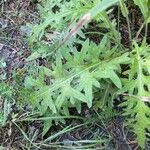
(24, 36, 129, 135)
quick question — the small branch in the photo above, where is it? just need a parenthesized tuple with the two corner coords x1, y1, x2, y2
(61, 13, 91, 46)
(135, 23, 145, 41)
(122, 93, 150, 102)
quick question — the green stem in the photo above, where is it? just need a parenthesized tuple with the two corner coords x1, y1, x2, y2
(145, 23, 148, 38)
(136, 49, 143, 95)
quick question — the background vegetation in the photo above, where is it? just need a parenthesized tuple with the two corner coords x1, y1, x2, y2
(0, 0, 150, 149)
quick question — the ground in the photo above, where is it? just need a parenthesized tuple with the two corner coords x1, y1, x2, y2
(0, 0, 150, 150)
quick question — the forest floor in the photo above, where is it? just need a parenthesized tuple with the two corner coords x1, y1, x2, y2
(0, 0, 150, 150)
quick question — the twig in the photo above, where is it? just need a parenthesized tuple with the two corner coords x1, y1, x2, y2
(122, 93, 150, 102)
(135, 23, 145, 41)
(60, 13, 91, 48)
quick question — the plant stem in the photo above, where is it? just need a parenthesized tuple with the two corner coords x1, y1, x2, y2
(135, 22, 148, 41)
(117, 6, 120, 33)
(126, 15, 132, 45)
(145, 23, 148, 38)
(135, 23, 145, 40)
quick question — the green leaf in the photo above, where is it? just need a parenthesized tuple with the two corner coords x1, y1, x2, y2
(120, 42, 150, 148)
(41, 92, 57, 114)
(89, 0, 119, 18)
(0, 146, 4, 150)
(27, 52, 41, 61)
(29, 0, 119, 43)
(0, 59, 6, 68)
(27, 44, 50, 61)
(55, 83, 87, 110)
(119, 0, 129, 17)
(147, 16, 150, 23)
(0, 99, 12, 127)
(25, 77, 44, 88)
(121, 97, 150, 148)
(133, 0, 149, 20)
(42, 120, 52, 137)
(78, 71, 100, 108)
(107, 70, 122, 88)
(41, 66, 53, 77)
(70, 88, 87, 103)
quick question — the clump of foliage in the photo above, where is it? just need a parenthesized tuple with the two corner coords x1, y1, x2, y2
(1, 0, 150, 149)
